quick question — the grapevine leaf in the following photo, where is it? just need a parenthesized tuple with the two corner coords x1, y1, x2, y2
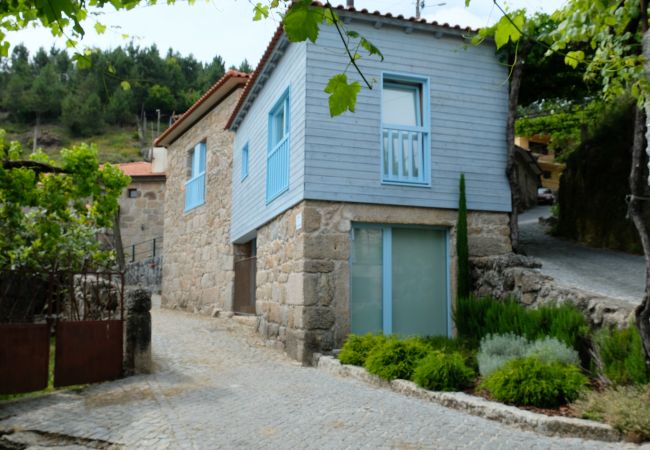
(494, 14, 525, 49)
(360, 37, 384, 61)
(94, 22, 106, 34)
(253, 3, 269, 21)
(564, 50, 584, 69)
(283, 0, 322, 43)
(324, 73, 361, 117)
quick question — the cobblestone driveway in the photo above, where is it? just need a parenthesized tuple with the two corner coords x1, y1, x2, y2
(0, 309, 638, 449)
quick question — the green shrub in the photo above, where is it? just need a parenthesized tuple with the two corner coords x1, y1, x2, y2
(420, 335, 478, 371)
(573, 385, 650, 442)
(338, 333, 386, 366)
(454, 297, 589, 353)
(364, 338, 429, 381)
(481, 357, 588, 407)
(477, 333, 530, 377)
(412, 351, 475, 391)
(457, 173, 470, 299)
(595, 325, 649, 385)
(526, 336, 580, 367)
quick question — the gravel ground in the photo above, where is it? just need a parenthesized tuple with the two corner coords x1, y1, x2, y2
(519, 206, 645, 305)
(0, 307, 639, 449)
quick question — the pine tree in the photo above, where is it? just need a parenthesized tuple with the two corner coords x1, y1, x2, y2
(457, 173, 470, 299)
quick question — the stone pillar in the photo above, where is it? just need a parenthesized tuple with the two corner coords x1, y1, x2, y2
(124, 288, 152, 374)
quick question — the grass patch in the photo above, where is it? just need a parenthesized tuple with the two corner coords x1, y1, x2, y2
(573, 384, 650, 442)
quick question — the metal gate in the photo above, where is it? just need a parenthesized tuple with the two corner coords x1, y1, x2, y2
(0, 271, 124, 395)
(234, 257, 256, 314)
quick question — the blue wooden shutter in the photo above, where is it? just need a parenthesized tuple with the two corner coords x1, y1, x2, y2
(266, 89, 290, 203)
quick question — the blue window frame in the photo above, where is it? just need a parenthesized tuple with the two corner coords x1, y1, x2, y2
(184, 142, 206, 212)
(241, 143, 249, 181)
(266, 88, 290, 203)
(381, 73, 430, 186)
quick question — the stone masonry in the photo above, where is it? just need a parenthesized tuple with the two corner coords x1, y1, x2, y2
(161, 89, 242, 314)
(119, 179, 165, 253)
(256, 199, 511, 364)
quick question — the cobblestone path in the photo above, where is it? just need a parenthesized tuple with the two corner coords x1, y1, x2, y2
(0, 309, 639, 449)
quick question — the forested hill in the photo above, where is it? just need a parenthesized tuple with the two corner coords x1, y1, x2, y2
(0, 44, 252, 162)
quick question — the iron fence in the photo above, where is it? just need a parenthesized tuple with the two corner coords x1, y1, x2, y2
(124, 237, 162, 263)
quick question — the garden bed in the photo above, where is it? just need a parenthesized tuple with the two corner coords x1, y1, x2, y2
(316, 355, 621, 442)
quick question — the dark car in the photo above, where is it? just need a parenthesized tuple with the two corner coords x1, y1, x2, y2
(537, 187, 555, 205)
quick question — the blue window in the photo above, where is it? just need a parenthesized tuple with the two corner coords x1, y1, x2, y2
(266, 89, 290, 203)
(241, 143, 249, 181)
(184, 142, 206, 212)
(381, 74, 430, 185)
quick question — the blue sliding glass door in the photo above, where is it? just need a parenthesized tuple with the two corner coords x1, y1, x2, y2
(349, 224, 449, 337)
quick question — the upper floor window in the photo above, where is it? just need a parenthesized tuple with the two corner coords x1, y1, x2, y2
(185, 142, 206, 212)
(381, 74, 430, 185)
(266, 89, 290, 203)
(241, 143, 249, 181)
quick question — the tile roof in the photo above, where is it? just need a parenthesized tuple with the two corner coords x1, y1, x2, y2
(118, 161, 162, 178)
(154, 70, 250, 146)
(225, 1, 478, 130)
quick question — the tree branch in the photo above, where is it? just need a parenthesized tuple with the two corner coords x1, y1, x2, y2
(3, 160, 69, 174)
(326, 3, 373, 89)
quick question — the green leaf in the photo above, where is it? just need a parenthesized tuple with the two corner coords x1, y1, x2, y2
(72, 53, 92, 69)
(0, 42, 9, 57)
(120, 80, 131, 90)
(564, 50, 584, 69)
(346, 30, 359, 38)
(94, 22, 106, 34)
(324, 73, 361, 117)
(360, 37, 384, 61)
(323, 8, 337, 26)
(283, 0, 322, 43)
(107, 63, 116, 74)
(494, 14, 525, 49)
(253, 3, 269, 21)
(465, 0, 470, 6)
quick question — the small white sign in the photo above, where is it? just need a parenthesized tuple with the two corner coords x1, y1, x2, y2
(295, 212, 303, 230)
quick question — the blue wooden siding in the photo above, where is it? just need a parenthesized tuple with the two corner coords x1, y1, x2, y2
(303, 21, 511, 212)
(185, 142, 206, 212)
(231, 39, 306, 242)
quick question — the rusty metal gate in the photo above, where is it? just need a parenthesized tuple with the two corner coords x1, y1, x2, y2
(0, 271, 124, 395)
(234, 257, 256, 314)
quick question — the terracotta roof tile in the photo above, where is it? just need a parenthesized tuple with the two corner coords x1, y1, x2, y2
(118, 161, 161, 177)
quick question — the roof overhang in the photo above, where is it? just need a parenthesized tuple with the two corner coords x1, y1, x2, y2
(225, 2, 479, 131)
(155, 70, 249, 147)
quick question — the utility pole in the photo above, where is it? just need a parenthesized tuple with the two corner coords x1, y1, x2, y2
(416, 0, 423, 19)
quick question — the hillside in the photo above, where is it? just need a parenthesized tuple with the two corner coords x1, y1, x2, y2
(1, 120, 144, 163)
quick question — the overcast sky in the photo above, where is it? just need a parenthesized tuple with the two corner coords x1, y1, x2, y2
(6, 0, 566, 67)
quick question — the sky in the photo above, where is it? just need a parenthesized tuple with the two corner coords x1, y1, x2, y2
(6, 0, 566, 68)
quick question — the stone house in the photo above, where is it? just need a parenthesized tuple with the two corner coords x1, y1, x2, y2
(156, 4, 512, 364)
(117, 160, 166, 262)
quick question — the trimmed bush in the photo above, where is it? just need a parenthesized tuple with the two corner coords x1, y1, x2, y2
(526, 336, 580, 367)
(338, 333, 386, 366)
(595, 325, 649, 385)
(420, 335, 478, 371)
(480, 357, 588, 407)
(364, 338, 429, 381)
(573, 385, 650, 442)
(454, 297, 589, 353)
(412, 351, 475, 391)
(477, 333, 529, 377)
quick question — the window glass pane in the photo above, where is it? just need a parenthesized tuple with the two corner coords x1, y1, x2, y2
(382, 130, 389, 176)
(383, 85, 418, 126)
(350, 227, 383, 334)
(198, 143, 206, 173)
(187, 149, 194, 179)
(412, 133, 420, 179)
(391, 228, 447, 336)
(272, 106, 285, 147)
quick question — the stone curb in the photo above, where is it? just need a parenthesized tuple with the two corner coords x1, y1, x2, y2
(316, 355, 622, 443)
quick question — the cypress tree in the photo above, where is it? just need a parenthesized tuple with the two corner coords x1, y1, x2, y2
(457, 173, 470, 299)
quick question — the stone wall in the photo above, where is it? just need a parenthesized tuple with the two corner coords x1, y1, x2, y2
(119, 179, 165, 251)
(471, 254, 635, 328)
(125, 256, 162, 293)
(161, 89, 242, 314)
(255, 199, 512, 364)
